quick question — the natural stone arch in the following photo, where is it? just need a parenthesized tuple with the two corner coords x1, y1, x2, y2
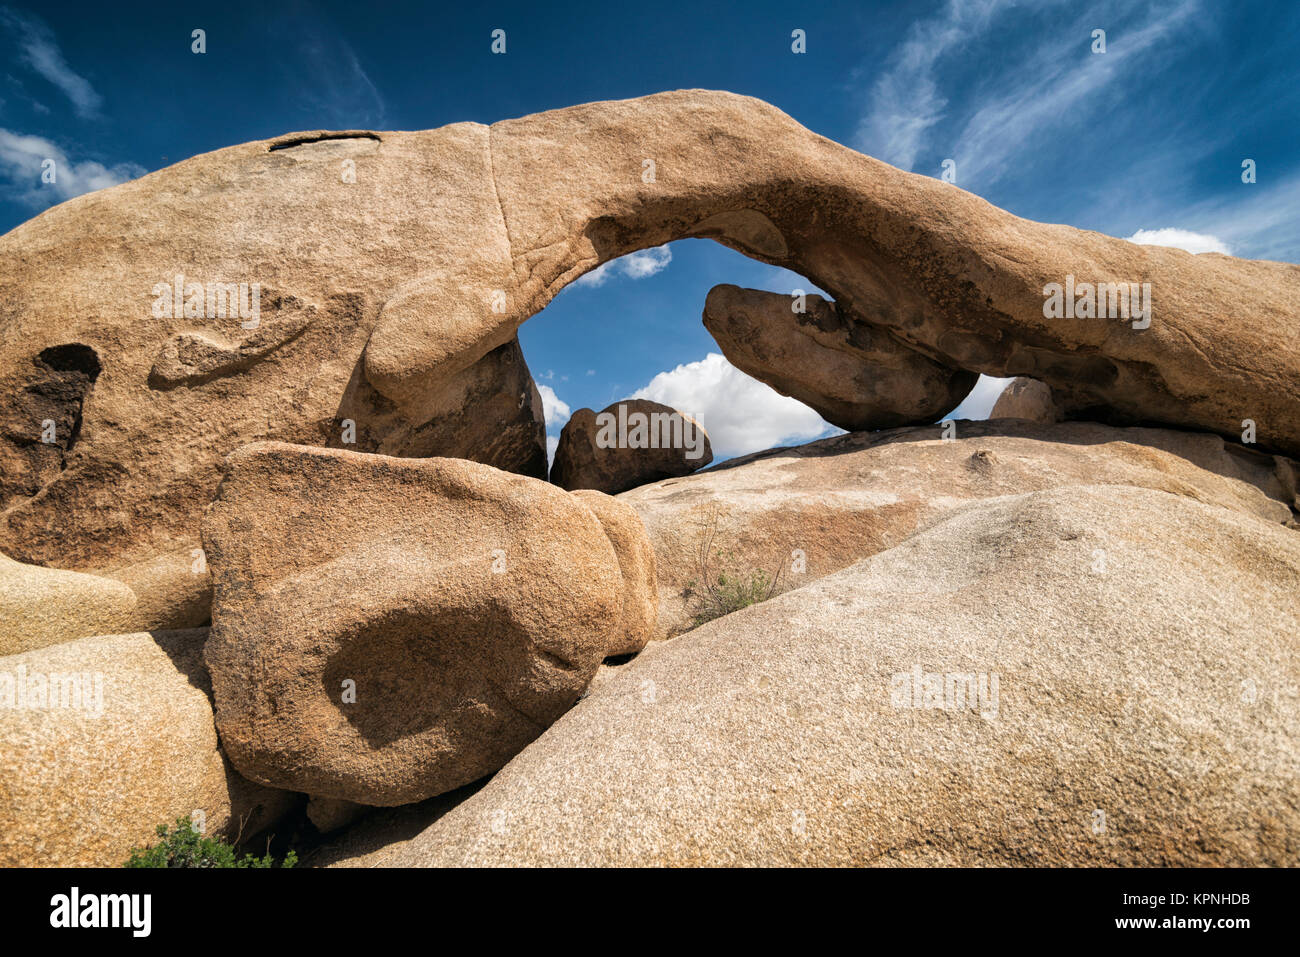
(366, 90, 1300, 459)
(2, 88, 1298, 614)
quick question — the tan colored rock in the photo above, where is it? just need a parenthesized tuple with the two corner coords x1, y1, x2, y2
(202, 442, 624, 806)
(572, 489, 658, 657)
(0, 629, 293, 867)
(96, 545, 213, 632)
(307, 796, 367, 834)
(619, 420, 1300, 637)
(368, 485, 1300, 866)
(991, 377, 1061, 423)
(702, 284, 976, 430)
(551, 399, 712, 494)
(0, 551, 137, 656)
(5, 90, 1298, 612)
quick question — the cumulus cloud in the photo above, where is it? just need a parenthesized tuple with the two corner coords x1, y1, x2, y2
(947, 374, 1014, 422)
(537, 384, 570, 429)
(0, 129, 145, 205)
(1, 6, 103, 118)
(572, 246, 672, 288)
(1126, 228, 1231, 255)
(537, 384, 571, 467)
(632, 352, 838, 460)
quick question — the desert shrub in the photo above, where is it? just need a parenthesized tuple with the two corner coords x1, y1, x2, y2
(684, 509, 784, 627)
(124, 816, 297, 868)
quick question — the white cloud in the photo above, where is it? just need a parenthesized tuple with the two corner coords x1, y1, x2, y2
(951, 2, 1200, 189)
(855, 0, 1201, 190)
(947, 374, 1013, 422)
(1174, 171, 1300, 263)
(1, 7, 103, 118)
(275, 14, 386, 128)
(855, 0, 1011, 171)
(632, 352, 837, 460)
(572, 245, 672, 288)
(0, 129, 145, 205)
(537, 384, 571, 468)
(537, 384, 570, 429)
(1126, 228, 1231, 255)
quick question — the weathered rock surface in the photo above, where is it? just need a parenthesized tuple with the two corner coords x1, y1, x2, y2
(572, 490, 658, 657)
(8, 89, 1295, 610)
(307, 796, 368, 834)
(991, 377, 1061, 423)
(366, 485, 1300, 866)
(0, 551, 137, 656)
(0, 629, 293, 867)
(551, 399, 712, 494)
(618, 420, 1300, 638)
(0, 284, 544, 622)
(702, 284, 976, 430)
(202, 443, 624, 806)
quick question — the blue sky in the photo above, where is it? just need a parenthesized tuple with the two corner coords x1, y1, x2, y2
(3, 0, 1297, 461)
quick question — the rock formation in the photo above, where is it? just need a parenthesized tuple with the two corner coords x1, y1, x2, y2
(702, 284, 976, 430)
(0, 551, 137, 655)
(3, 89, 1299, 869)
(201, 443, 625, 806)
(6, 90, 1298, 633)
(362, 485, 1300, 866)
(617, 420, 1300, 637)
(571, 489, 658, 656)
(0, 629, 293, 866)
(551, 399, 712, 494)
(990, 377, 1061, 423)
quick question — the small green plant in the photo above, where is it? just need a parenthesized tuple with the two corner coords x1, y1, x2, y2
(683, 508, 784, 628)
(124, 816, 297, 868)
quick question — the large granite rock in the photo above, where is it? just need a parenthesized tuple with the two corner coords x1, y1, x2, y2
(364, 485, 1300, 866)
(571, 489, 658, 657)
(617, 420, 1300, 637)
(991, 377, 1061, 423)
(0, 629, 293, 866)
(202, 443, 624, 806)
(551, 399, 712, 494)
(0, 551, 137, 656)
(702, 284, 975, 430)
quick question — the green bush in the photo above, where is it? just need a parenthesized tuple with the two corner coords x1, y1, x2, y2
(124, 816, 297, 868)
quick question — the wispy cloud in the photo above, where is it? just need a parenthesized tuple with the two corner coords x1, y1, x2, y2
(1173, 172, 1300, 262)
(0, 129, 144, 205)
(856, 0, 1202, 189)
(951, 1, 1201, 188)
(275, 14, 386, 128)
(0, 6, 102, 118)
(855, 0, 1012, 171)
